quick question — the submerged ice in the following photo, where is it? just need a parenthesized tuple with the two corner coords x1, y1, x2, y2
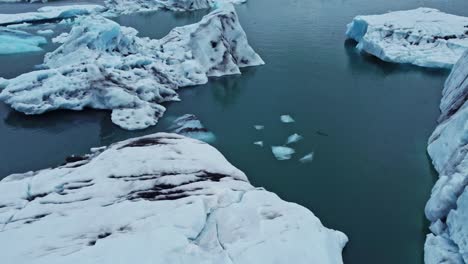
(0, 133, 347, 264)
(0, 28, 46, 54)
(169, 114, 215, 143)
(346, 8, 468, 68)
(0, 4, 264, 130)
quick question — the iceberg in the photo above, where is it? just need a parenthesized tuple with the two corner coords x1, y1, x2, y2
(424, 50, 468, 263)
(0, 133, 347, 264)
(0, 28, 46, 54)
(346, 8, 468, 68)
(0, 5, 264, 130)
(271, 146, 295, 160)
(169, 114, 216, 143)
(0, 5, 106, 26)
(280, 114, 295, 123)
(105, 0, 247, 14)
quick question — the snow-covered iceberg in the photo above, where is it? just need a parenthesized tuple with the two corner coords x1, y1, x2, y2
(0, 5, 264, 130)
(169, 114, 216, 142)
(346, 8, 468, 68)
(0, 5, 106, 26)
(0, 133, 347, 264)
(424, 50, 468, 264)
(105, 0, 247, 14)
(0, 28, 46, 54)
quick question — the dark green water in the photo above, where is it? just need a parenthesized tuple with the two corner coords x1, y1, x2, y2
(2, 0, 468, 263)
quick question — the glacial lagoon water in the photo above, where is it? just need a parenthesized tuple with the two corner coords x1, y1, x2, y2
(1, 0, 468, 263)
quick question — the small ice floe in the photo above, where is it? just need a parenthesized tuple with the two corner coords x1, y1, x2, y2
(254, 141, 264, 147)
(299, 152, 314, 163)
(254, 125, 264, 130)
(286, 133, 303, 144)
(280, 115, 295, 123)
(0, 28, 46, 55)
(37, 29, 54, 35)
(169, 114, 216, 143)
(271, 146, 295, 160)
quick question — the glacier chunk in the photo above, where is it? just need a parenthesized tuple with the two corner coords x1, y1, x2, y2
(0, 28, 46, 54)
(105, 0, 247, 14)
(424, 50, 468, 263)
(0, 133, 347, 264)
(0, 5, 106, 26)
(0, 5, 264, 130)
(169, 114, 216, 143)
(346, 8, 468, 68)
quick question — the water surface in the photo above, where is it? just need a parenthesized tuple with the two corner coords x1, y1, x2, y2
(1, 0, 468, 263)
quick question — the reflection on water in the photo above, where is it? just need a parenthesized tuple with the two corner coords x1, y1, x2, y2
(1, 0, 468, 263)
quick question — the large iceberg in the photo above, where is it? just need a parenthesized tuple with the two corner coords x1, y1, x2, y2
(105, 0, 247, 14)
(0, 5, 106, 26)
(346, 8, 468, 68)
(0, 28, 46, 54)
(0, 5, 264, 130)
(424, 50, 468, 263)
(0, 133, 347, 264)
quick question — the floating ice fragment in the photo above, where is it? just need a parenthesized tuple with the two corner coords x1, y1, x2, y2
(254, 125, 264, 130)
(0, 28, 46, 55)
(254, 141, 263, 147)
(272, 146, 295, 160)
(286, 133, 303, 144)
(169, 114, 216, 143)
(37, 29, 54, 35)
(299, 153, 314, 163)
(280, 115, 295, 123)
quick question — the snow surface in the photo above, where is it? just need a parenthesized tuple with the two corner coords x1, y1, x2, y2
(0, 5, 106, 26)
(0, 5, 264, 130)
(346, 8, 468, 68)
(424, 50, 468, 264)
(169, 114, 216, 143)
(105, 0, 247, 14)
(0, 28, 46, 54)
(0, 133, 347, 264)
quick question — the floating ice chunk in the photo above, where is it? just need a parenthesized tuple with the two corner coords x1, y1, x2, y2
(0, 5, 264, 130)
(0, 5, 106, 26)
(299, 152, 314, 163)
(281, 115, 295, 123)
(169, 114, 216, 143)
(254, 125, 264, 130)
(37, 29, 54, 35)
(105, 0, 248, 14)
(272, 146, 295, 160)
(0, 28, 46, 55)
(254, 141, 264, 147)
(346, 8, 468, 68)
(286, 133, 303, 144)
